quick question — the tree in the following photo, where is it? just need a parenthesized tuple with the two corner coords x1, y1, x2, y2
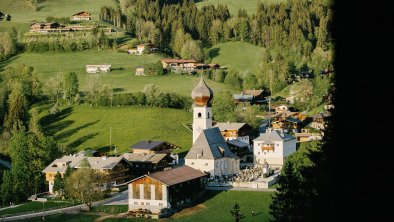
(53, 172, 64, 197)
(28, 107, 43, 138)
(242, 74, 260, 90)
(230, 202, 245, 222)
(1, 171, 13, 205)
(45, 73, 63, 104)
(212, 90, 237, 122)
(270, 161, 303, 222)
(63, 72, 79, 103)
(181, 39, 204, 62)
(4, 83, 28, 132)
(235, 104, 261, 128)
(209, 19, 223, 45)
(224, 70, 242, 90)
(143, 84, 160, 106)
(65, 159, 106, 209)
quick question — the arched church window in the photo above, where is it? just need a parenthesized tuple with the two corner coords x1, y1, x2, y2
(207, 112, 210, 118)
(198, 112, 202, 118)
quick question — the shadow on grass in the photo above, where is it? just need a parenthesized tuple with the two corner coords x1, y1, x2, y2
(41, 107, 74, 135)
(0, 55, 21, 72)
(54, 120, 100, 141)
(68, 132, 99, 151)
(208, 47, 220, 59)
(113, 88, 125, 93)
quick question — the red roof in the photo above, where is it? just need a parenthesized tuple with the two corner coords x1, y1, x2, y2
(161, 58, 197, 63)
(73, 11, 91, 16)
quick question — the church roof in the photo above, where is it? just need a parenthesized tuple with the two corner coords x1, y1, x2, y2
(185, 127, 238, 160)
(191, 76, 213, 106)
(253, 129, 295, 142)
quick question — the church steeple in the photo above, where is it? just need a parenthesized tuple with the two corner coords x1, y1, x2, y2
(191, 76, 213, 107)
(192, 76, 213, 144)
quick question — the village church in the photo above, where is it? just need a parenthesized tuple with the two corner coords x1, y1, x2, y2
(185, 77, 240, 177)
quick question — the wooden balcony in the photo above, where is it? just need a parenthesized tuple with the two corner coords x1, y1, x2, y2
(261, 146, 274, 151)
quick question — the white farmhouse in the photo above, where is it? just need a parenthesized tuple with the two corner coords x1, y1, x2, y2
(253, 128, 296, 168)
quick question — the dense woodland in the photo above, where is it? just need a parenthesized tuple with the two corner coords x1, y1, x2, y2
(0, 0, 334, 214)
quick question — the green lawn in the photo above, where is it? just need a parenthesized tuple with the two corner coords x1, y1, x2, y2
(196, 0, 287, 16)
(209, 41, 264, 75)
(1, 50, 233, 96)
(38, 105, 193, 154)
(0, 200, 77, 216)
(0, 0, 118, 23)
(24, 191, 273, 222)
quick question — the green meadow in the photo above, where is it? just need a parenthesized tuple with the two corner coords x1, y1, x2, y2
(196, 0, 287, 16)
(0, 0, 118, 23)
(25, 191, 273, 222)
(38, 105, 193, 154)
(209, 41, 264, 75)
(1, 50, 234, 96)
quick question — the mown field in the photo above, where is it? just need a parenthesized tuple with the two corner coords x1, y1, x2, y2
(0, 0, 118, 22)
(38, 104, 193, 154)
(196, 0, 287, 16)
(1, 50, 234, 96)
(25, 191, 273, 222)
(209, 41, 264, 75)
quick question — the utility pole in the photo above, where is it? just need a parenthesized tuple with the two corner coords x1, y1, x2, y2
(109, 127, 112, 153)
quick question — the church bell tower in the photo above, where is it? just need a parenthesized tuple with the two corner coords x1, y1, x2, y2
(191, 76, 213, 144)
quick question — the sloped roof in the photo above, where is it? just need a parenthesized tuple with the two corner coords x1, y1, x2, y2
(121, 153, 168, 164)
(243, 89, 264, 97)
(253, 129, 295, 142)
(74, 156, 128, 170)
(73, 11, 91, 16)
(214, 122, 247, 131)
(147, 165, 206, 186)
(233, 94, 253, 100)
(161, 58, 196, 63)
(129, 140, 165, 150)
(227, 139, 249, 148)
(185, 127, 237, 160)
(0, 159, 11, 170)
(42, 154, 85, 173)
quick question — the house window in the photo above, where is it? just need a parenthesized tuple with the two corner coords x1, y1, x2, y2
(276, 143, 279, 146)
(134, 202, 138, 205)
(159, 203, 163, 206)
(207, 113, 210, 118)
(191, 162, 194, 165)
(141, 202, 145, 205)
(198, 112, 202, 118)
(205, 163, 208, 166)
(264, 152, 267, 155)
(146, 202, 150, 206)
(258, 152, 260, 155)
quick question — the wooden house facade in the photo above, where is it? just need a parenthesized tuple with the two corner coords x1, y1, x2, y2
(128, 166, 207, 216)
(129, 140, 176, 154)
(72, 11, 91, 20)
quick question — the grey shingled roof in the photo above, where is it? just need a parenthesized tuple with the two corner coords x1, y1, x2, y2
(0, 159, 11, 170)
(121, 153, 168, 164)
(129, 140, 164, 150)
(227, 139, 249, 148)
(147, 165, 206, 186)
(253, 129, 295, 142)
(42, 154, 85, 173)
(185, 127, 237, 160)
(74, 157, 128, 170)
(214, 122, 246, 131)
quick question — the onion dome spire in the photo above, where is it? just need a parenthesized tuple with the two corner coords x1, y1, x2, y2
(191, 75, 213, 107)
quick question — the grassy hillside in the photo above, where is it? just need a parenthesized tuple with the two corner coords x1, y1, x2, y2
(0, 0, 118, 23)
(209, 41, 264, 75)
(196, 0, 287, 16)
(25, 191, 273, 222)
(1, 50, 234, 96)
(38, 105, 193, 154)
